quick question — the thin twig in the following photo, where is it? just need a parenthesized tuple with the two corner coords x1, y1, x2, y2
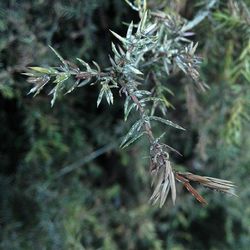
(55, 143, 116, 179)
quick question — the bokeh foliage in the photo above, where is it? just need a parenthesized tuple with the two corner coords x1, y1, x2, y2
(0, 0, 249, 249)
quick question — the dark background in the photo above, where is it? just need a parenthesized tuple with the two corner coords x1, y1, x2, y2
(0, 0, 249, 249)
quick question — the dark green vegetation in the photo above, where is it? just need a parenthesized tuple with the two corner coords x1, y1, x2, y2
(0, 0, 249, 249)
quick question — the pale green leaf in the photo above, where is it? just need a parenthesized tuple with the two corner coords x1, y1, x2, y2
(125, 103, 136, 121)
(121, 131, 145, 149)
(49, 45, 66, 65)
(126, 21, 134, 39)
(76, 58, 92, 72)
(149, 116, 185, 130)
(127, 65, 143, 75)
(97, 87, 105, 107)
(110, 30, 127, 44)
(120, 119, 143, 147)
(29, 67, 57, 74)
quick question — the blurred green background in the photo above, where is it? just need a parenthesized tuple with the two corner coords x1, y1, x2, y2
(0, 0, 249, 249)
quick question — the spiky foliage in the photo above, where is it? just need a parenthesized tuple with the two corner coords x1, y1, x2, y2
(1, 0, 249, 249)
(24, 1, 236, 207)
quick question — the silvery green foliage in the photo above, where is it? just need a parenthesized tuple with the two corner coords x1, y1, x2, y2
(24, 0, 235, 207)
